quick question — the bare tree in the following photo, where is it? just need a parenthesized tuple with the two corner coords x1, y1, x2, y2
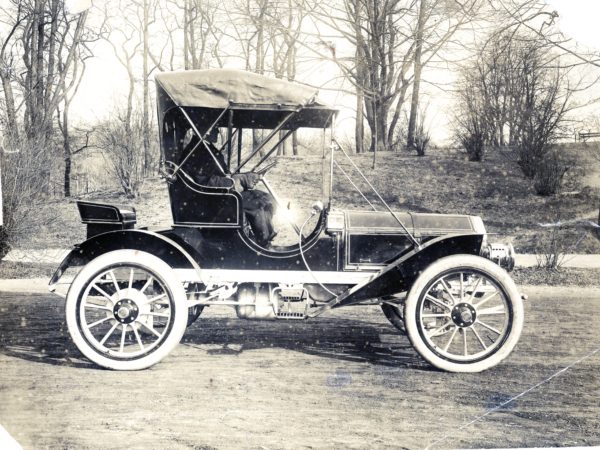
(0, 0, 91, 252)
(314, 0, 483, 154)
(267, 0, 315, 155)
(97, 107, 147, 198)
(406, 0, 427, 150)
(455, 28, 574, 194)
(56, 54, 88, 197)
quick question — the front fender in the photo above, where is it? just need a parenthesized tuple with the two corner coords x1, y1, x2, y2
(49, 229, 201, 290)
(311, 233, 484, 313)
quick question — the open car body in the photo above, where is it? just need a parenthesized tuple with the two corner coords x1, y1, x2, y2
(51, 69, 523, 373)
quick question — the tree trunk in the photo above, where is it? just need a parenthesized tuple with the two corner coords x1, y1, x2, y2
(34, 0, 45, 131)
(597, 202, 600, 241)
(61, 99, 72, 197)
(0, 73, 19, 143)
(356, 88, 364, 154)
(142, 0, 150, 174)
(353, 0, 365, 154)
(365, 97, 388, 154)
(183, 0, 190, 70)
(64, 149, 72, 197)
(406, 0, 426, 150)
(45, 0, 60, 128)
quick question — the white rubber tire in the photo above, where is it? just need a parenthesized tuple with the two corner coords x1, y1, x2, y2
(65, 250, 188, 370)
(404, 254, 524, 373)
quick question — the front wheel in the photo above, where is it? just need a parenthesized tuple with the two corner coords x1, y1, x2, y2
(65, 250, 188, 370)
(404, 254, 524, 373)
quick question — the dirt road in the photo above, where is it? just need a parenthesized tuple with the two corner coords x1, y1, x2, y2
(1, 286, 599, 449)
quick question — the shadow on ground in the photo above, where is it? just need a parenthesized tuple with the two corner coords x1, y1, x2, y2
(183, 314, 427, 369)
(0, 292, 427, 371)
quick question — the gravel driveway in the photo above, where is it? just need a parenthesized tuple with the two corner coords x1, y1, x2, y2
(1, 285, 599, 449)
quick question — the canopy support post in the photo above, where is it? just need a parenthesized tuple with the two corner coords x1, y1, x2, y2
(175, 106, 230, 177)
(237, 128, 242, 167)
(234, 109, 299, 173)
(249, 129, 294, 173)
(226, 109, 234, 172)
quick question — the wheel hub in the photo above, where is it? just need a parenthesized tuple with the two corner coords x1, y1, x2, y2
(113, 299, 139, 324)
(451, 303, 476, 328)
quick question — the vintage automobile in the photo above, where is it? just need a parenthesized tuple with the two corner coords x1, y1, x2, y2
(50, 69, 523, 372)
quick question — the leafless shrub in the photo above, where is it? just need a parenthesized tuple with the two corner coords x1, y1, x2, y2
(404, 105, 431, 156)
(533, 149, 569, 196)
(413, 119, 431, 157)
(535, 214, 592, 270)
(514, 65, 571, 180)
(535, 224, 566, 270)
(455, 113, 486, 162)
(460, 131, 485, 162)
(96, 109, 146, 198)
(1, 135, 57, 257)
(454, 69, 489, 162)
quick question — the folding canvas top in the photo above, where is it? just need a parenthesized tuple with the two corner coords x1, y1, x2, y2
(155, 69, 330, 109)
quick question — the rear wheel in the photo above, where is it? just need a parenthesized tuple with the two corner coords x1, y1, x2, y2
(404, 254, 523, 372)
(65, 250, 188, 370)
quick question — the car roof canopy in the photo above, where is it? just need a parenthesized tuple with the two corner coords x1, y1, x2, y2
(155, 69, 337, 129)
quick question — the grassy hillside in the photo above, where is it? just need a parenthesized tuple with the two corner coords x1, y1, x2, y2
(20, 145, 600, 254)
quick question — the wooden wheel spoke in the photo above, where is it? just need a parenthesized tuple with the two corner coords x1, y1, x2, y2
(421, 313, 450, 318)
(140, 276, 154, 294)
(470, 325, 488, 350)
(91, 283, 113, 302)
(140, 293, 167, 306)
(84, 303, 112, 312)
(467, 276, 483, 302)
(474, 291, 499, 309)
(476, 319, 502, 335)
(462, 328, 468, 356)
(108, 270, 121, 298)
(477, 305, 505, 316)
(440, 279, 458, 304)
(428, 322, 453, 338)
(139, 321, 162, 338)
(132, 326, 145, 351)
(119, 324, 127, 353)
(424, 294, 452, 311)
(99, 322, 119, 345)
(87, 316, 111, 329)
(442, 326, 459, 352)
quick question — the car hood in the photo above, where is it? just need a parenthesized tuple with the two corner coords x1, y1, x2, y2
(344, 210, 485, 236)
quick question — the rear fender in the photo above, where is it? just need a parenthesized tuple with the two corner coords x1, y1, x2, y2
(322, 233, 484, 311)
(49, 229, 201, 289)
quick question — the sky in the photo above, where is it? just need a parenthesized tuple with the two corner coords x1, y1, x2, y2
(69, 0, 600, 143)
(546, 0, 600, 49)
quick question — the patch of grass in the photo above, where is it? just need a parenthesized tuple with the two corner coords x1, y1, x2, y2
(511, 267, 600, 287)
(0, 261, 56, 279)
(11, 145, 600, 254)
